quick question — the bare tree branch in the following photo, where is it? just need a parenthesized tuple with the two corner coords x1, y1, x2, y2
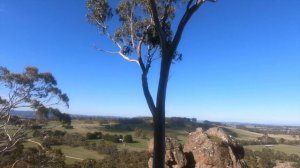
(94, 20, 122, 50)
(11, 160, 20, 168)
(93, 44, 140, 65)
(129, 6, 136, 49)
(171, 1, 204, 54)
(171, 0, 216, 54)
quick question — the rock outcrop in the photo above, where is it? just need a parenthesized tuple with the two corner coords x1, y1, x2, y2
(184, 127, 246, 168)
(148, 137, 187, 168)
(148, 127, 247, 168)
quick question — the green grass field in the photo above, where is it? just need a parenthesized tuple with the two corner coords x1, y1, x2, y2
(223, 126, 299, 141)
(224, 127, 262, 140)
(43, 120, 189, 152)
(45, 120, 105, 135)
(52, 145, 106, 164)
(24, 139, 105, 164)
(23, 119, 191, 165)
(244, 144, 300, 156)
(23, 120, 299, 165)
(223, 127, 300, 157)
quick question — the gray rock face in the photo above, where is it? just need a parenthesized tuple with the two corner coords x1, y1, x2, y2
(148, 127, 247, 168)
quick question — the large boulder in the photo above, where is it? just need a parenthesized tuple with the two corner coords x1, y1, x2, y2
(148, 137, 187, 168)
(148, 127, 247, 168)
(183, 127, 247, 168)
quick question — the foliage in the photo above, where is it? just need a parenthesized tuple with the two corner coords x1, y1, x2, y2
(104, 123, 134, 132)
(258, 148, 276, 168)
(244, 147, 300, 168)
(103, 133, 123, 143)
(244, 149, 258, 168)
(292, 161, 300, 168)
(62, 125, 74, 129)
(0, 144, 24, 167)
(257, 134, 277, 144)
(34, 130, 85, 148)
(84, 150, 149, 168)
(86, 132, 103, 140)
(0, 66, 69, 154)
(86, 131, 126, 143)
(84, 141, 118, 155)
(81, 159, 97, 168)
(134, 128, 148, 139)
(0, 145, 65, 168)
(22, 147, 65, 168)
(62, 133, 86, 147)
(50, 108, 72, 126)
(123, 134, 133, 143)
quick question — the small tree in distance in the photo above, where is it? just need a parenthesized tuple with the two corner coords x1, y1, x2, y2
(86, 0, 216, 167)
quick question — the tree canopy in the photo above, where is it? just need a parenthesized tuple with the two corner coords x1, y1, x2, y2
(0, 66, 69, 154)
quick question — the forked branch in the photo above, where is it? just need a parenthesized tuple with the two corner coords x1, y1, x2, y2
(171, 0, 216, 54)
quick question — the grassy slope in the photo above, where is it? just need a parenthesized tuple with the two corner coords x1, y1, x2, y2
(44, 120, 189, 152)
(224, 127, 262, 140)
(224, 127, 299, 141)
(27, 120, 299, 164)
(223, 126, 300, 156)
(52, 145, 106, 164)
(244, 144, 300, 156)
(23, 140, 105, 164)
(22, 119, 191, 165)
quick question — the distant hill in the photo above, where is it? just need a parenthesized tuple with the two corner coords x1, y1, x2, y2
(10, 110, 122, 120)
(11, 110, 35, 119)
(9, 111, 300, 128)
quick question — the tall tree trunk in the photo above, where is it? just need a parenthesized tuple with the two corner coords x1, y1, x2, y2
(153, 55, 172, 168)
(153, 111, 165, 168)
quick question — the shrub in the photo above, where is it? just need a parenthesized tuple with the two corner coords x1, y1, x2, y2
(86, 132, 102, 140)
(123, 134, 133, 143)
(63, 125, 74, 129)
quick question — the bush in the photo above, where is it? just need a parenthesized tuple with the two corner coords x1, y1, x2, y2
(30, 124, 43, 129)
(95, 150, 149, 168)
(53, 130, 66, 137)
(123, 134, 133, 143)
(63, 133, 85, 147)
(95, 141, 118, 155)
(258, 148, 276, 168)
(86, 132, 102, 140)
(103, 134, 122, 143)
(42, 136, 63, 147)
(32, 130, 43, 138)
(63, 125, 74, 129)
(292, 161, 300, 168)
(134, 128, 147, 139)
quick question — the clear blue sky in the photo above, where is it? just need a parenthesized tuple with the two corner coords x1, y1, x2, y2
(1, 0, 299, 125)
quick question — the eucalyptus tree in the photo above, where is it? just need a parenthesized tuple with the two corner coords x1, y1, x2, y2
(0, 66, 69, 154)
(86, 0, 216, 167)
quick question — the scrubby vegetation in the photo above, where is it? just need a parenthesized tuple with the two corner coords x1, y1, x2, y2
(244, 148, 300, 168)
(1, 115, 299, 168)
(0, 145, 65, 168)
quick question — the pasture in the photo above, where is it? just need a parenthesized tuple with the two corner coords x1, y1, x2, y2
(244, 144, 300, 156)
